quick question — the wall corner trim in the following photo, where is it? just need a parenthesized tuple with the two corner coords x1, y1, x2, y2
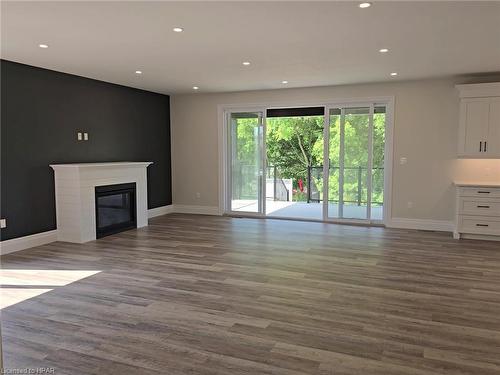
(0, 230, 58, 256)
(148, 204, 174, 218)
(386, 217, 454, 233)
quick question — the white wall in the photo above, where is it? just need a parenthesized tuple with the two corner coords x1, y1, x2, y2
(171, 78, 500, 223)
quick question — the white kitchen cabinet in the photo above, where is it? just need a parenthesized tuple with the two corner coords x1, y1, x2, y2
(489, 98, 500, 156)
(454, 183, 500, 241)
(457, 83, 500, 158)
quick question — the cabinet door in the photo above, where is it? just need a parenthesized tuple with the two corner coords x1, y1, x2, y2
(487, 98, 500, 157)
(462, 99, 490, 156)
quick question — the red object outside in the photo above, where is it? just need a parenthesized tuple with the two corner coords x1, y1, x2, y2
(298, 178, 304, 192)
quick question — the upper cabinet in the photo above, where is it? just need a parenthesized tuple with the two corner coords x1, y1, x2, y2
(457, 83, 500, 159)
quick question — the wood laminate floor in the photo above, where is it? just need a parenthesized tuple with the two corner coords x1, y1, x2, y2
(1, 214, 500, 375)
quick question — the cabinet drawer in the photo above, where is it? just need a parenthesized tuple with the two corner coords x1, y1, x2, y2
(458, 187, 500, 198)
(458, 197, 500, 216)
(458, 215, 500, 236)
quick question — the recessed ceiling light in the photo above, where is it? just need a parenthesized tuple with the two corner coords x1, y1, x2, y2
(173, 27, 184, 33)
(281, 80, 289, 84)
(39, 44, 49, 48)
(379, 48, 389, 53)
(135, 70, 142, 75)
(390, 72, 398, 76)
(193, 86, 199, 90)
(359, 2, 371, 8)
(242, 61, 251, 66)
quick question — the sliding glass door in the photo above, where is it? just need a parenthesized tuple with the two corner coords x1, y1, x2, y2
(265, 110, 324, 220)
(224, 102, 388, 222)
(325, 104, 386, 222)
(227, 111, 265, 214)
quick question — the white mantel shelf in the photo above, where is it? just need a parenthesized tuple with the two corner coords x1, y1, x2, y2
(50, 162, 153, 243)
(50, 162, 152, 169)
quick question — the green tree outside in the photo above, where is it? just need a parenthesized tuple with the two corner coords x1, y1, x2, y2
(231, 111, 385, 205)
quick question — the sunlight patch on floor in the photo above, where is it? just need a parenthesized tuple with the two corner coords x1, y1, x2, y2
(0, 269, 101, 309)
(0, 288, 53, 309)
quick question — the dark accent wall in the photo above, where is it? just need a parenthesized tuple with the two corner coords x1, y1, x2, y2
(0, 60, 171, 241)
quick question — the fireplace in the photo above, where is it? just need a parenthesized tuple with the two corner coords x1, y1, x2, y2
(51, 162, 151, 243)
(95, 182, 137, 238)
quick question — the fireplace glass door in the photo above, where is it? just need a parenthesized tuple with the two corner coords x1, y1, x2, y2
(95, 182, 137, 238)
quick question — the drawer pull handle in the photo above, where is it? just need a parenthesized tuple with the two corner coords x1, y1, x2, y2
(477, 205, 490, 208)
(476, 224, 489, 227)
(477, 191, 491, 194)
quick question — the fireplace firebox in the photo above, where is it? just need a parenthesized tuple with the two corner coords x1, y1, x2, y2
(95, 182, 137, 238)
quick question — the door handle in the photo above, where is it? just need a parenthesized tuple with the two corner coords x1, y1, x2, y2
(476, 224, 489, 227)
(477, 205, 490, 208)
(479, 141, 482, 152)
(484, 141, 487, 152)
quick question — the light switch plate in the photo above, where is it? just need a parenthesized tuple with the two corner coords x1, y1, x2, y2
(77, 132, 83, 141)
(83, 133, 89, 141)
(0, 218, 6, 228)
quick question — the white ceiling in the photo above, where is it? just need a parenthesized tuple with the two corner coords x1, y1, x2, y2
(2, 1, 500, 95)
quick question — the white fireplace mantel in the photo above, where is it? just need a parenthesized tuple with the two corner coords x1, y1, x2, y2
(50, 162, 152, 243)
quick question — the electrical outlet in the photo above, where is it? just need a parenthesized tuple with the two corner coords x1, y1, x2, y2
(400, 157, 408, 165)
(0, 218, 6, 228)
(407, 201, 413, 209)
(195, 192, 201, 199)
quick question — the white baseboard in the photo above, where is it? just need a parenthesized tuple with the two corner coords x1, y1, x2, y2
(387, 217, 454, 232)
(0, 230, 58, 256)
(148, 204, 174, 218)
(460, 233, 500, 242)
(173, 204, 221, 216)
(149, 204, 220, 217)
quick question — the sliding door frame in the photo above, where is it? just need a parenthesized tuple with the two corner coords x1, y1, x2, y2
(219, 105, 267, 217)
(217, 97, 394, 225)
(323, 99, 393, 225)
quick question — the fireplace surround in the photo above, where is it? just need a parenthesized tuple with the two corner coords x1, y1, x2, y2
(50, 162, 152, 243)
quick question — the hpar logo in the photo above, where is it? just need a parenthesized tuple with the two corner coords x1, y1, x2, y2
(1, 368, 56, 374)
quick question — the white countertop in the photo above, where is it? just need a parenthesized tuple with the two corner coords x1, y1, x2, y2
(454, 181, 500, 188)
(50, 162, 152, 169)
